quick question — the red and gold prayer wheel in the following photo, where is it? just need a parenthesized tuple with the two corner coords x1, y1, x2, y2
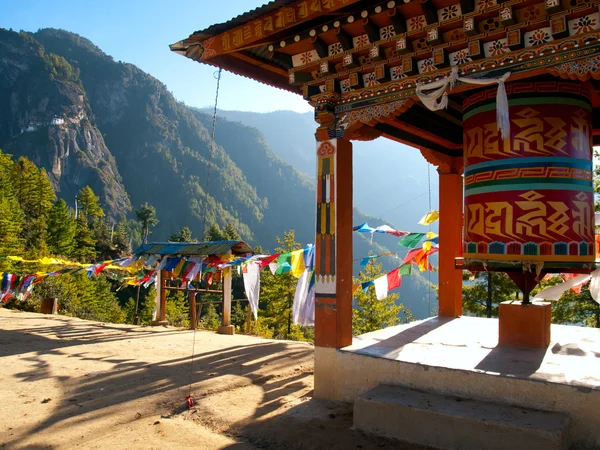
(462, 82, 595, 264)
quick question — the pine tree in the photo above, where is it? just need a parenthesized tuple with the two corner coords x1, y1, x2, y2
(204, 223, 225, 241)
(352, 261, 406, 335)
(223, 223, 240, 240)
(76, 186, 104, 221)
(47, 199, 76, 257)
(113, 221, 131, 255)
(73, 215, 97, 261)
(12, 157, 55, 254)
(168, 226, 194, 242)
(0, 150, 24, 257)
(135, 202, 159, 244)
(260, 230, 306, 340)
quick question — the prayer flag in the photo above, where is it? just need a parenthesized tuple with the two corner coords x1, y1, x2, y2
(419, 210, 440, 225)
(291, 249, 306, 278)
(243, 262, 261, 320)
(373, 268, 402, 300)
(399, 233, 426, 248)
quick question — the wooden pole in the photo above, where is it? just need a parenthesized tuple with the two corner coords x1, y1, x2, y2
(438, 172, 463, 317)
(218, 257, 234, 334)
(189, 290, 197, 330)
(159, 270, 167, 323)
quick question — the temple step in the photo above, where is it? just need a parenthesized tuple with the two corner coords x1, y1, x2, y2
(353, 385, 570, 450)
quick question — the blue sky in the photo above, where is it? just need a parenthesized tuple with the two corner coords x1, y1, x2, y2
(1, 0, 313, 113)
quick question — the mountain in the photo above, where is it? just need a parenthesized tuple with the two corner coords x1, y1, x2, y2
(0, 27, 434, 318)
(202, 109, 440, 233)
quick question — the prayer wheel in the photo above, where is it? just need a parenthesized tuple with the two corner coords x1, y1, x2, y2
(462, 82, 595, 264)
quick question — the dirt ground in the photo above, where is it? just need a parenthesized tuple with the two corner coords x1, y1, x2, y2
(0, 308, 418, 450)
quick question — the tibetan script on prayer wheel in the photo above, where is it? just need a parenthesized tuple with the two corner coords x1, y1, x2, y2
(462, 82, 595, 263)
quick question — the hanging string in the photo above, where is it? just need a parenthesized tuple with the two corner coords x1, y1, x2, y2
(201, 67, 223, 240)
(427, 164, 432, 317)
(189, 65, 223, 406)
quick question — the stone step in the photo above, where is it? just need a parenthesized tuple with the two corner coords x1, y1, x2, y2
(353, 385, 570, 450)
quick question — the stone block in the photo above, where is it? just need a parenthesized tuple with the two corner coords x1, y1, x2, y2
(499, 301, 551, 348)
(354, 385, 570, 450)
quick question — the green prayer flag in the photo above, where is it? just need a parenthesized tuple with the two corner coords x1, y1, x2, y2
(399, 264, 412, 276)
(398, 233, 425, 248)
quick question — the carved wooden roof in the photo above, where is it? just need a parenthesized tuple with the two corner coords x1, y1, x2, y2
(171, 0, 600, 156)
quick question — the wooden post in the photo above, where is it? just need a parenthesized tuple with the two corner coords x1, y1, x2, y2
(160, 270, 167, 322)
(217, 263, 234, 335)
(314, 137, 353, 348)
(151, 269, 169, 326)
(189, 290, 197, 330)
(438, 172, 463, 317)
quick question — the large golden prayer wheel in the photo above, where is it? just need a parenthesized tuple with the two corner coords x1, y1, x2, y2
(463, 82, 595, 264)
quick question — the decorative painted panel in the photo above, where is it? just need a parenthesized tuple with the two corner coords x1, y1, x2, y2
(292, 50, 319, 67)
(379, 25, 396, 40)
(352, 34, 370, 48)
(362, 71, 380, 87)
(315, 140, 337, 293)
(449, 47, 473, 65)
(483, 38, 510, 57)
(390, 65, 407, 79)
(463, 83, 594, 263)
(438, 3, 462, 22)
(476, 0, 497, 10)
(328, 42, 343, 57)
(417, 57, 438, 73)
(568, 12, 600, 35)
(524, 27, 553, 47)
(407, 15, 426, 32)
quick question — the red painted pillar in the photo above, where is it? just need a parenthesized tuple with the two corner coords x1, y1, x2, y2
(314, 137, 353, 348)
(438, 172, 463, 317)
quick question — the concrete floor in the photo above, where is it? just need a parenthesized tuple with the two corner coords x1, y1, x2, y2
(342, 316, 600, 390)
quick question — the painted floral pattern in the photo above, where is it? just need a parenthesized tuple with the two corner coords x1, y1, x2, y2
(487, 39, 509, 56)
(408, 16, 426, 31)
(451, 49, 471, 65)
(328, 42, 343, 56)
(571, 15, 598, 34)
(419, 58, 436, 73)
(527, 29, 551, 46)
(390, 67, 406, 80)
(523, 5, 542, 20)
(300, 51, 313, 65)
(355, 34, 369, 47)
(439, 4, 460, 21)
(340, 79, 351, 93)
(379, 25, 396, 40)
(363, 72, 379, 87)
(476, 0, 496, 10)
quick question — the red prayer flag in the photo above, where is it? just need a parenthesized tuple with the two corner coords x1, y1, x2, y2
(387, 268, 402, 291)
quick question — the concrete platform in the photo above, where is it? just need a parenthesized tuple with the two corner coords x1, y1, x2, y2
(355, 385, 570, 450)
(315, 317, 600, 448)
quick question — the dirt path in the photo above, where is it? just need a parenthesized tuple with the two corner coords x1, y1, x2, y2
(0, 308, 419, 450)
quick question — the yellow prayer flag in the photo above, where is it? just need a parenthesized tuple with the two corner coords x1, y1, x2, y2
(172, 259, 186, 278)
(422, 241, 432, 252)
(290, 249, 306, 278)
(426, 232, 438, 240)
(418, 210, 440, 226)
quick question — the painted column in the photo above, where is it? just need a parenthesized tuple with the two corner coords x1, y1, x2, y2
(314, 137, 353, 348)
(438, 172, 463, 317)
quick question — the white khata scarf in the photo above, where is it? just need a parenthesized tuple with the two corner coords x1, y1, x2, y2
(415, 66, 511, 141)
